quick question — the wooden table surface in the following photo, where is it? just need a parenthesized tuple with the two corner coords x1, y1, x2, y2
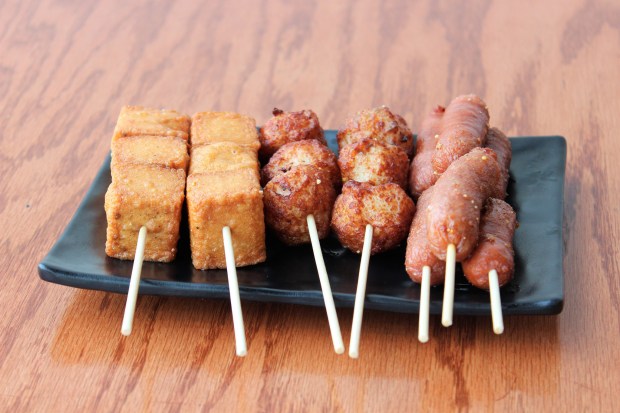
(2, 0, 619, 411)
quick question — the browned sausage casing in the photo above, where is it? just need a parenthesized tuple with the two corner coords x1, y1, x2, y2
(338, 138, 409, 189)
(331, 181, 415, 255)
(259, 108, 325, 160)
(484, 127, 511, 199)
(426, 147, 501, 261)
(264, 165, 336, 245)
(462, 198, 517, 289)
(261, 139, 340, 188)
(405, 187, 446, 285)
(432, 94, 489, 175)
(409, 105, 445, 198)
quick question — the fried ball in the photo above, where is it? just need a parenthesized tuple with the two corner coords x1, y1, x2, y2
(259, 108, 326, 159)
(338, 138, 408, 189)
(261, 140, 340, 188)
(264, 165, 336, 245)
(331, 181, 415, 255)
(337, 106, 414, 157)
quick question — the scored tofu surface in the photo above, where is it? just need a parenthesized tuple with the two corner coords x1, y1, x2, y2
(190, 111, 260, 151)
(112, 135, 189, 171)
(189, 142, 259, 175)
(113, 106, 191, 141)
(187, 168, 266, 269)
(105, 164, 186, 262)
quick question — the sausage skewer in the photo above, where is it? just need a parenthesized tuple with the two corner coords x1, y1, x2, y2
(349, 223, 373, 358)
(462, 198, 517, 334)
(426, 148, 502, 327)
(405, 187, 446, 342)
(222, 226, 248, 356)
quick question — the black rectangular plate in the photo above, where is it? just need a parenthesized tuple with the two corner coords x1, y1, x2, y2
(38, 132, 566, 315)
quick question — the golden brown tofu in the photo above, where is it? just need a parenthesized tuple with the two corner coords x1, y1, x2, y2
(190, 111, 260, 151)
(111, 135, 189, 171)
(113, 106, 191, 141)
(105, 164, 186, 262)
(189, 142, 259, 175)
(186, 168, 266, 269)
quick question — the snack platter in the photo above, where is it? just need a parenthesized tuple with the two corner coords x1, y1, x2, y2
(38, 131, 566, 316)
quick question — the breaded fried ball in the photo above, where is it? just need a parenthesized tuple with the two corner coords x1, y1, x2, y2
(259, 108, 326, 159)
(261, 140, 341, 188)
(331, 181, 416, 255)
(264, 165, 336, 245)
(337, 106, 414, 157)
(338, 138, 409, 189)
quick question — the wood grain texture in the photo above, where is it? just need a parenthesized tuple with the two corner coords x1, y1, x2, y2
(1, 0, 619, 411)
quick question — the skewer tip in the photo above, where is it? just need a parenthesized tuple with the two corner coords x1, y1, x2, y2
(418, 334, 429, 343)
(121, 327, 131, 336)
(349, 350, 359, 359)
(493, 326, 504, 335)
(335, 345, 345, 355)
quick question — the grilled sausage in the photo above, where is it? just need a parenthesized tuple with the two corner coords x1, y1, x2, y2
(259, 108, 325, 160)
(338, 138, 409, 189)
(405, 187, 446, 285)
(408, 105, 445, 198)
(484, 127, 511, 199)
(462, 198, 517, 289)
(432, 94, 489, 176)
(331, 181, 415, 255)
(426, 147, 502, 261)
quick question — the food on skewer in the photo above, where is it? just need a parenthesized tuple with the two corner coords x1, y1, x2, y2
(259, 108, 325, 159)
(431, 94, 489, 175)
(261, 142, 344, 354)
(264, 165, 336, 245)
(337, 106, 414, 157)
(188, 111, 265, 356)
(462, 198, 517, 334)
(260, 139, 340, 188)
(105, 105, 190, 336)
(484, 127, 512, 199)
(338, 138, 409, 189)
(426, 147, 501, 327)
(113, 106, 191, 141)
(409, 105, 445, 199)
(332, 181, 415, 255)
(190, 111, 261, 151)
(404, 187, 446, 342)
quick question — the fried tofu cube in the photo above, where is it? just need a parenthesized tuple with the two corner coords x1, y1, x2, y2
(112, 135, 189, 171)
(186, 168, 266, 269)
(113, 106, 191, 141)
(105, 164, 186, 262)
(189, 142, 259, 175)
(190, 111, 260, 151)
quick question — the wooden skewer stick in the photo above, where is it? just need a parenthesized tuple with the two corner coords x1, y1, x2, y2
(121, 226, 147, 336)
(418, 265, 431, 343)
(307, 215, 345, 354)
(222, 226, 247, 357)
(349, 224, 373, 359)
(488, 269, 504, 334)
(441, 243, 456, 327)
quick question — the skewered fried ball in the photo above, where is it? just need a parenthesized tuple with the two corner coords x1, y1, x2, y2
(338, 138, 409, 189)
(337, 106, 414, 157)
(261, 140, 340, 188)
(263, 165, 336, 245)
(331, 181, 415, 255)
(259, 108, 326, 159)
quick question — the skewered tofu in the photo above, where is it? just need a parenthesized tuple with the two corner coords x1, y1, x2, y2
(105, 164, 185, 262)
(189, 142, 259, 176)
(190, 111, 260, 151)
(111, 135, 189, 171)
(113, 106, 191, 141)
(186, 168, 266, 269)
